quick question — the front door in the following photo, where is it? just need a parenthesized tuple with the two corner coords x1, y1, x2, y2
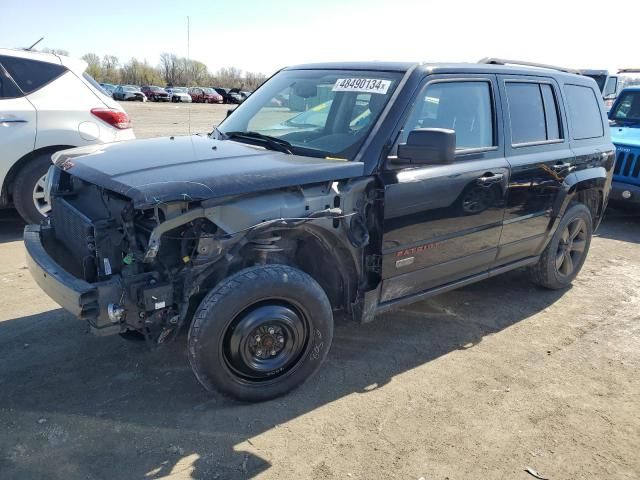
(379, 75, 508, 304)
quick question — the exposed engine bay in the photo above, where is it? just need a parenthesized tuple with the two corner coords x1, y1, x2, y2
(41, 166, 375, 344)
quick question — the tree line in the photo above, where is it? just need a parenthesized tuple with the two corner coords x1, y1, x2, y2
(77, 51, 267, 90)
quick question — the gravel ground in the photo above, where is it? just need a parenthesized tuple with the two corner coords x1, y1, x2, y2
(0, 101, 638, 480)
(122, 101, 229, 138)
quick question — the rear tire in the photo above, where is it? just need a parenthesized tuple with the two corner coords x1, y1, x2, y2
(188, 264, 333, 402)
(13, 153, 55, 224)
(528, 203, 592, 289)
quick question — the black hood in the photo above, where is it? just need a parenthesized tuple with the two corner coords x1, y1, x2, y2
(53, 136, 365, 208)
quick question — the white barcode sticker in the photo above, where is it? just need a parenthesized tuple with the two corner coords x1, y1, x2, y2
(332, 78, 391, 94)
(103, 258, 112, 276)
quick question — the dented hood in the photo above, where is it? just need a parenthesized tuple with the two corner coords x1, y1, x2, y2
(53, 135, 364, 208)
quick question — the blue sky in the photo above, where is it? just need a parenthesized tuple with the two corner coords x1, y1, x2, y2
(1, 0, 637, 75)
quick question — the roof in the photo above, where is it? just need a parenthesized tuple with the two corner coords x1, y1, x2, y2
(620, 86, 640, 92)
(285, 61, 416, 72)
(285, 61, 585, 80)
(579, 69, 610, 76)
(0, 47, 87, 74)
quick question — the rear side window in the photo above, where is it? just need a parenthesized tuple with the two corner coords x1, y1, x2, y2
(540, 84, 561, 140)
(401, 81, 494, 149)
(564, 84, 604, 139)
(506, 82, 562, 145)
(0, 65, 23, 99)
(0, 55, 66, 95)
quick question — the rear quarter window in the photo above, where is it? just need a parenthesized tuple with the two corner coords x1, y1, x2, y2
(0, 55, 67, 95)
(0, 65, 23, 98)
(564, 84, 604, 140)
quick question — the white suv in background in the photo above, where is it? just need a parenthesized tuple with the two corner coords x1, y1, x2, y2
(0, 48, 135, 223)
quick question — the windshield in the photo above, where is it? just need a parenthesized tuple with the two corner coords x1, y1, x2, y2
(150, 86, 163, 91)
(203, 88, 215, 94)
(218, 69, 402, 159)
(584, 74, 607, 92)
(172, 87, 186, 93)
(610, 91, 640, 123)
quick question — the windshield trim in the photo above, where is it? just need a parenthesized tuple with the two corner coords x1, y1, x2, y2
(352, 63, 416, 164)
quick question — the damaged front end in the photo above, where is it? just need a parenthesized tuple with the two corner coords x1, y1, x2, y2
(26, 163, 374, 344)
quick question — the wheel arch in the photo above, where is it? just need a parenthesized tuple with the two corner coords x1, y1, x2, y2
(282, 223, 362, 315)
(566, 168, 608, 228)
(1, 144, 75, 206)
(553, 167, 609, 230)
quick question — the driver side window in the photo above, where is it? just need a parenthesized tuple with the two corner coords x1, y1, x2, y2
(400, 81, 494, 149)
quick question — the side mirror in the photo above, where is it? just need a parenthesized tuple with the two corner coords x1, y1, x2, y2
(396, 128, 456, 165)
(603, 76, 618, 98)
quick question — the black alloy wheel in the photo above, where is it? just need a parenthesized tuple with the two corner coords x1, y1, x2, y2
(555, 217, 588, 277)
(529, 203, 593, 289)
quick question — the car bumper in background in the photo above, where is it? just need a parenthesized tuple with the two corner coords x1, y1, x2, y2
(610, 181, 640, 205)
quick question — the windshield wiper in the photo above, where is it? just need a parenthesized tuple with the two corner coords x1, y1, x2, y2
(225, 131, 294, 154)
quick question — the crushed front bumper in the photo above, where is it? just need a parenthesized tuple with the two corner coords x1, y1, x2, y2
(24, 224, 123, 335)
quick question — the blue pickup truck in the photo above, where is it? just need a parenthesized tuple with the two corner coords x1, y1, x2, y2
(609, 86, 640, 205)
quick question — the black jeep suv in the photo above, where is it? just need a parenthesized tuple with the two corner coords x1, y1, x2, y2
(25, 59, 614, 401)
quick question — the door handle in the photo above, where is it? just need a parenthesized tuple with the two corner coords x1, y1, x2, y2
(551, 162, 572, 171)
(0, 118, 28, 123)
(477, 173, 504, 185)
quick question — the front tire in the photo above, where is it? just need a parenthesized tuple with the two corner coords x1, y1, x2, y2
(188, 265, 333, 402)
(529, 203, 592, 289)
(13, 153, 54, 224)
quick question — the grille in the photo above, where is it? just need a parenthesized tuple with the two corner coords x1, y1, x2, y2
(51, 196, 97, 281)
(613, 147, 640, 182)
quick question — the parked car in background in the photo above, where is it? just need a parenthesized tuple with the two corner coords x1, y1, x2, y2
(113, 85, 146, 101)
(609, 86, 640, 205)
(25, 59, 613, 401)
(580, 69, 620, 111)
(99, 82, 117, 98)
(141, 85, 170, 102)
(188, 87, 223, 103)
(0, 48, 134, 223)
(228, 88, 246, 104)
(211, 87, 233, 103)
(166, 87, 192, 103)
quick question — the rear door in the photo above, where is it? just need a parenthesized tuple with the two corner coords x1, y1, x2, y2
(496, 75, 574, 263)
(379, 75, 509, 303)
(0, 61, 36, 188)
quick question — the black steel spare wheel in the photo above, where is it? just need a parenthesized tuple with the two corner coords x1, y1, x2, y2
(223, 302, 309, 380)
(188, 264, 333, 402)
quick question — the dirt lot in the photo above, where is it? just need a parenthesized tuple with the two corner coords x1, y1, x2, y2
(120, 101, 229, 138)
(1, 101, 639, 480)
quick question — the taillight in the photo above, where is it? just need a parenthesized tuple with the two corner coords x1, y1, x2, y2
(90, 108, 132, 129)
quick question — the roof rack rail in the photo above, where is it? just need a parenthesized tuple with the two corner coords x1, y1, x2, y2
(618, 68, 640, 74)
(478, 57, 580, 75)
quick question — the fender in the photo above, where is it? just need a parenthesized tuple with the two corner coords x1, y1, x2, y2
(549, 165, 610, 238)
